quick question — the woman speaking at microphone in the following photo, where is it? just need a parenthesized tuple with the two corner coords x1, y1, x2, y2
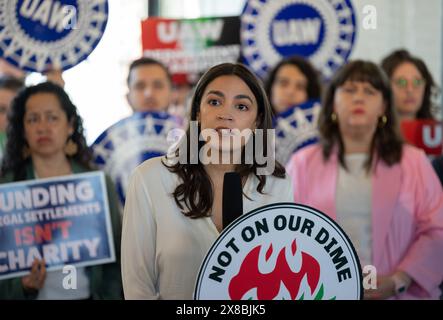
(286, 60, 443, 299)
(0, 82, 122, 299)
(121, 63, 293, 299)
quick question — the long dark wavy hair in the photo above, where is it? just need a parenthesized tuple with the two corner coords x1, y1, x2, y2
(163, 63, 286, 218)
(264, 55, 322, 114)
(1, 82, 92, 180)
(319, 60, 403, 171)
(381, 49, 438, 119)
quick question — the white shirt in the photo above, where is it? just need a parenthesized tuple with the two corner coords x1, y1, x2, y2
(121, 156, 294, 299)
(336, 154, 372, 268)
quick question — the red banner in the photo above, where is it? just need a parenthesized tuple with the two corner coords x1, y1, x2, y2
(401, 119, 443, 155)
(141, 16, 240, 83)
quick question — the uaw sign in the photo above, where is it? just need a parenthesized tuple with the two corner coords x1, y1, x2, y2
(0, 0, 108, 72)
(91, 111, 182, 206)
(401, 119, 443, 156)
(142, 16, 240, 79)
(0, 172, 116, 280)
(241, 0, 357, 79)
(274, 99, 321, 165)
(195, 203, 362, 300)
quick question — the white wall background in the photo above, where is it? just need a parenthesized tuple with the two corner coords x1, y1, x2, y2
(54, 0, 442, 143)
(350, 0, 442, 94)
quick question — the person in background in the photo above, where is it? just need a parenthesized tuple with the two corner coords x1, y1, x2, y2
(168, 73, 194, 127)
(0, 76, 24, 160)
(286, 60, 443, 299)
(0, 82, 122, 299)
(126, 57, 172, 113)
(264, 55, 322, 116)
(385, 50, 443, 300)
(121, 63, 293, 299)
(381, 49, 438, 121)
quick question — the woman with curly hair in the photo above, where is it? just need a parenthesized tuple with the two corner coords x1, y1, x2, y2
(0, 82, 122, 300)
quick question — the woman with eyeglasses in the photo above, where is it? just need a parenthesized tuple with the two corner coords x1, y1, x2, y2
(287, 60, 443, 299)
(382, 51, 443, 196)
(381, 49, 438, 121)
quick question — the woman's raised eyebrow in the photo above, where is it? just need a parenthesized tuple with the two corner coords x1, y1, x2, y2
(207, 90, 253, 103)
(235, 94, 253, 103)
(207, 90, 225, 98)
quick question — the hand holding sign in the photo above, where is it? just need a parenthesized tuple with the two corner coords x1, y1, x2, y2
(44, 67, 65, 88)
(0, 172, 116, 281)
(21, 258, 46, 292)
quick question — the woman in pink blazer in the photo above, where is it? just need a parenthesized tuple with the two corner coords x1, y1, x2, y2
(286, 60, 443, 300)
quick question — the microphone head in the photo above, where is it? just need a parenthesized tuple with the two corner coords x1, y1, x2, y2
(222, 172, 243, 229)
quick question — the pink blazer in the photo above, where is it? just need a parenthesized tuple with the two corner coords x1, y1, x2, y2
(286, 144, 443, 299)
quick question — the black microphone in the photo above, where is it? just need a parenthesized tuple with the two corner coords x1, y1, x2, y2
(222, 172, 243, 229)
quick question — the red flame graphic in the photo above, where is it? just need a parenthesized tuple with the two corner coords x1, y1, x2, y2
(228, 239, 320, 300)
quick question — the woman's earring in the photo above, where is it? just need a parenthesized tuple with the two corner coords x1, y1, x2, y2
(64, 138, 78, 156)
(331, 112, 338, 123)
(379, 115, 387, 128)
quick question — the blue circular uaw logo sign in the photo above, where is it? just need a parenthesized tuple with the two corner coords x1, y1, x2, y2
(91, 111, 181, 206)
(0, 0, 108, 72)
(241, 0, 356, 79)
(195, 203, 362, 300)
(274, 99, 321, 165)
